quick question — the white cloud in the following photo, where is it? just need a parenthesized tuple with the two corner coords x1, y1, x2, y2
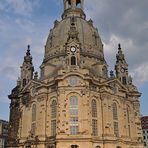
(131, 62, 148, 85)
(104, 34, 133, 55)
(15, 19, 34, 30)
(103, 34, 148, 85)
(5, 0, 40, 16)
(84, 0, 148, 85)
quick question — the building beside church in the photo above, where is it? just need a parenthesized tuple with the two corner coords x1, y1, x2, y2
(0, 120, 8, 148)
(141, 116, 148, 148)
(7, 0, 144, 148)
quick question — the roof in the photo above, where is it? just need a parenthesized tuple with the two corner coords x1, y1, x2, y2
(0, 119, 8, 124)
(141, 116, 148, 129)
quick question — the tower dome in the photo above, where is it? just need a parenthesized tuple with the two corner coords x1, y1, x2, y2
(45, 17, 103, 58)
(42, 0, 106, 79)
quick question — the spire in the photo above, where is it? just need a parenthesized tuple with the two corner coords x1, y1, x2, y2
(24, 45, 33, 64)
(62, 0, 85, 19)
(116, 44, 127, 64)
(26, 45, 31, 55)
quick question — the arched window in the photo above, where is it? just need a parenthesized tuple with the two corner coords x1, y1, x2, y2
(51, 100, 57, 136)
(23, 78, 26, 87)
(96, 146, 101, 148)
(71, 56, 76, 65)
(69, 96, 78, 135)
(92, 99, 98, 136)
(112, 102, 119, 137)
(51, 100, 57, 119)
(32, 104, 36, 135)
(127, 107, 131, 137)
(32, 104, 36, 122)
(112, 102, 118, 120)
(71, 145, 78, 148)
(92, 100, 97, 117)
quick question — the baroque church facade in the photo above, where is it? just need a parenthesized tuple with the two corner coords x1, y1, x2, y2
(7, 0, 144, 148)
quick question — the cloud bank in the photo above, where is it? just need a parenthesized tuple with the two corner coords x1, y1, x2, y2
(85, 0, 148, 85)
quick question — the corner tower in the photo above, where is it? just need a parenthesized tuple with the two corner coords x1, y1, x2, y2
(20, 45, 34, 87)
(115, 44, 129, 85)
(8, 0, 144, 148)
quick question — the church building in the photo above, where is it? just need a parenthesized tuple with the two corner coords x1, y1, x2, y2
(7, 0, 144, 148)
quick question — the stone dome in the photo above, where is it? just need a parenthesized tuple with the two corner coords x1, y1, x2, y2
(44, 9, 104, 62)
(41, 2, 107, 79)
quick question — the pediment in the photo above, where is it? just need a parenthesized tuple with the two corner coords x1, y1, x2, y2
(103, 78, 128, 94)
(21, 80, 46, 93)
(110, 78, 128, 90)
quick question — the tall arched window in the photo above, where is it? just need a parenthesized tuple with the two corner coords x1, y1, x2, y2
(92, 100, 97, 117)
(127, 107, 131, 137)
(71, 56, 76, 65)
(112, 102, 119, 137)
(51, 100, 57, 136)
(32, 104, 36, 135)
(69, 96, 78, 135)
(92, 99, 98, 136)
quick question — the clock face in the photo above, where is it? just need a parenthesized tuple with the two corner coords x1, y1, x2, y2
(69, 76, 78, 87)
(121, 68, 125, 73)
(70, 46, 76, 52)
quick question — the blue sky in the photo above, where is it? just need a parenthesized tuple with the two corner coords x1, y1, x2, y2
(0, 0, 148, 121)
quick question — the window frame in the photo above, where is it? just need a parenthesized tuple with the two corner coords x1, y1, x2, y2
(91, 99, 98, 136)
(51, 99, 57, 136)
(71, 56, 76, 65)
(69, 96, 79, 135)
(112, 102, 119, 137)
(31, 104, 36, 135)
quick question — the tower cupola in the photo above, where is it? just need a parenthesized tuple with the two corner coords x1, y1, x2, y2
(62, 0, 85, 19)
(64, 0, 84, 10)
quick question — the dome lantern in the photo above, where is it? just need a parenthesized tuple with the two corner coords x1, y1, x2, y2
(64, 0, 84, 10)
(62, 0, 85, 19)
